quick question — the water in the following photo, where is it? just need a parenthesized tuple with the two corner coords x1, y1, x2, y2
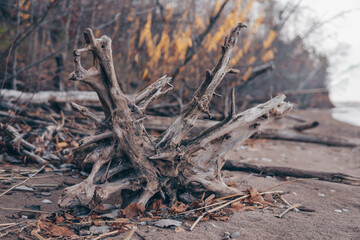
(332, 102, 360, 127)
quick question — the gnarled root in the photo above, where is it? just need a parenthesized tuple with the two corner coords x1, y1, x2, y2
(59, 23, 292, 209)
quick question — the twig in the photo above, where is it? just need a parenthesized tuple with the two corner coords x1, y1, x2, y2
(31, 225, 45, 240)
(276, 203, 301, 218)
(93, 230, 120, 240)
(0, 165, 45, 197)
(261, 178, 318, 192)
(177, 200, 227, 215)
(124, 226, 137, 240)
(22, 150, 47, 164)
(189, 190, 284, 231)
(0, 207, 49, 214)
(279, 195, 292, 207)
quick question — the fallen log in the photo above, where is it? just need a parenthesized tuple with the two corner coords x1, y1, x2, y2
(58, 24, 293, 209)
(259, 129, 357, 148)
(223, 161, 360, 186)
(0, 90, 100, 104)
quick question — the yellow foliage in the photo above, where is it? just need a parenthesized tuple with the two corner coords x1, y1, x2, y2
(214, 0, 223, 15)
(231, 48, 244, 65)
(129, 17, 140, 57)
(139, 11, 152, 46)
(195, 15, 205, 30)
(263, 30, 277, 49)
(165, 4, 173, 22)
(261, 49, 274, 62)
(242, 67, 253, 81)
(142, 68, 149, 80)
(247, 56, 256, 65)
(20, 0, 31, 20)
(127, 9, 135, 22)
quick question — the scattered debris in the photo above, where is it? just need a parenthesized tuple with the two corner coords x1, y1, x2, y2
(90, 225, 111, 235)
(154, 219, 182, 228)
(41, 199, 52, 204)
(14, 185, 34, 192)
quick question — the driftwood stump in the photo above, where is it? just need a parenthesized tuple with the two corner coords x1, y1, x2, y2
(59, 23, 292, 208)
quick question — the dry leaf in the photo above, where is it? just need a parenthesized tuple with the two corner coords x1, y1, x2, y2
(204, 194, 215, 204)
(263, 193, 274, 203)
(230, 201, 245, 212)
(245, 186, 273, 206)
(170, 201, 188, 213)
(175, 226, 186, 232)
(227, 180, 237, 188)
(55, 214, 65, 224)
(152, 199, 167, 211)
(122, 202, 145, 219)
(57, 142, 68, 148)
(64, 213, 74, 220)
(48, 224, 74, 237)
(38, 219, 74, 237)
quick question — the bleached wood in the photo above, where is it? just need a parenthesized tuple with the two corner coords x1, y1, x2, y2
(59, 23, 292, 209)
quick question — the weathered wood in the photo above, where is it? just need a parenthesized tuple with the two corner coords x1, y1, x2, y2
(59, 24, 293, 209)
(0, 89, 100, 104)
(259, 129, 357, 148)
(223, 161, 360, 186)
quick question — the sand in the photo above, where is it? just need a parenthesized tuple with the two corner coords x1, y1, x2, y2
(1, 109, 359, 239)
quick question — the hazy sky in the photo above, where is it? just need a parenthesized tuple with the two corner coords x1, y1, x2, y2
(280, 0, 360, 102)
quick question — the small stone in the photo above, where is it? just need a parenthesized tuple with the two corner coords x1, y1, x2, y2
(42, 199, 52, 204)
(224, 232, 231, 237)
(139, 221, 146, 226)
(334, 209, 342, 213)
(25, 205, 40, 211)
(100, 209, 120, 219)
(34, 194, 42, 198)
(15, 185, 34, 192)
(41, 192, 51, 196)
(179, 192, 197, 203)
(222, 232, 231, 240)
(89, 225, 110, 235)
(231, 231, 241, 238)
(154, 219, 182, 228)
(318, 193, 325, 197)
(75, 206, 90, 217)
(80, 171, 89, 177)
(146, 220, 153, 226)
(330, 189, 336, 193)
(260, 157, 272, 162)
(79, 230, 91, 236)
(146, 212, 154, 218)
(342, 209, 349, 212)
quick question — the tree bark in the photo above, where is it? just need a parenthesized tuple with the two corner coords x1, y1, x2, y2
(58, 23, 292, 209)
(223, 161, 360, 186)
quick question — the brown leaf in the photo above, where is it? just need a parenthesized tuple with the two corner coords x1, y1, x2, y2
(211, 215, 230, 221)
(55, 214, 65, 224)
(204, 194, 215, 204)
(38, 219, 74, 237)
(152, 199, 167, 211)
(170, 201, 188, 213)
(175, 226, 186, 232)
(245, 186, 273, 206)
(122, 202, 145, 219)
(230, 201, 245, 212)
(263, 193, 274, 203)
(64, 213, 73, 220)
(48, 224, 74, 237)
(227, 180, 237, 188)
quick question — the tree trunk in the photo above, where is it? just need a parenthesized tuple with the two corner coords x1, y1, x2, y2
(58, 23, 292, 209)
